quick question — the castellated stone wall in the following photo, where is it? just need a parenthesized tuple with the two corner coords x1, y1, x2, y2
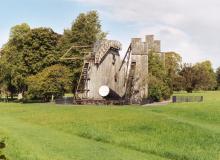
(145, 35, 161, 53)
(129, 38, 148, 103)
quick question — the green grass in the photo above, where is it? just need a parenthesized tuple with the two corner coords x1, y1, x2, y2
(0, 91, 220, 160)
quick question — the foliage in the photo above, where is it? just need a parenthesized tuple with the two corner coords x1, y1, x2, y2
(0, 24, 61, 97)
(148, 75, 162, 102)
(0, 11, 106, 99)
(179, 63, 195, 93)
(179, 61, 217, 92)
(148, 51, 174, 101)
(172, 75, 185, 91)
(216, 67, 220, 89)
(148, 74, 172, 102)
(164, 52, 182, 90)
(26, 65, 72, 101)
(59, 10, 107, 93)
(192, 61, 217, 90)
(0, 23, 31, 97)
(22, 28, 61, 75)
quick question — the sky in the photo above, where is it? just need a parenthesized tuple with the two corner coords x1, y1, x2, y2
(1, 0, 220, 68)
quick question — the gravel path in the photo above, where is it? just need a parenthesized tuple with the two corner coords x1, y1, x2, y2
(143, 100, 171, 107)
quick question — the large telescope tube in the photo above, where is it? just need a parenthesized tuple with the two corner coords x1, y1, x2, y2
(99, 85, 121, 100)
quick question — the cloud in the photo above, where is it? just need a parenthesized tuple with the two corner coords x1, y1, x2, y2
(72, 0, 220, 68)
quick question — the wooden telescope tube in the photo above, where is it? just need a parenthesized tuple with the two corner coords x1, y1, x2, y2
(99, 85, 121, 100)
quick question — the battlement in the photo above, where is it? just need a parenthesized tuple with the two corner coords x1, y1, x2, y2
(130, 35, 161, 55)
(145, 35, 161, 53)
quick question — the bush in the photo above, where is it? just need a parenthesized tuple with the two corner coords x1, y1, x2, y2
(26, 64, 72, 102)
(148, 85, 162, 102)
(148, 75, 172, 102)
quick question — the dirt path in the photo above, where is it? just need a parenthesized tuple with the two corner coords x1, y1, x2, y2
(143, 100, 172, 107)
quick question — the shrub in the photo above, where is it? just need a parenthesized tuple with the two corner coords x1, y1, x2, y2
(26, 64, 72, 102)
(148, 75, 172, 102)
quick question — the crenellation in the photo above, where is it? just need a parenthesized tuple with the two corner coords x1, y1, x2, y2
(154, 40, 161, 52)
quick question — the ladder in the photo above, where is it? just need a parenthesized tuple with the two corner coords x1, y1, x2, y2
(76, 62, 90, 98)
(124, 62, 136, 103)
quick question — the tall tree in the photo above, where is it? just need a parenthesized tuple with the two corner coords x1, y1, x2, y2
(0, 23, 31, 97)
(164, 52, 182, 91)
(193, 61, 217, 90)
(216, 67, 220, 89)
(0, 25, 61, 96)
(59, 11, 107, 93)
(148, 51, 172, 101)
(22, 27, 61, 75)
(179, 61, 216, 92)
(179, 63, 195, 93)
(59, 10, 107, 60)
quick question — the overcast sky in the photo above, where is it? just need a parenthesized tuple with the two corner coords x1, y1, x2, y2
(1, 0, 220, 68)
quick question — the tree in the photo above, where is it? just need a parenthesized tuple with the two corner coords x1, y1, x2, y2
(0, 11, 107, 100)
(216, 67, 220, 89)
(164, 52, 182, 91)
(0, 25, 61, 97)
(148, 51, 166, 79)
(0, 23, 31, 98)
(26, 65, 72, 101)
(179, 63, 194, 93)
(22, 27, 61, 74)
(148, 51, 172, 101)
(59, 10, 107, 93)
(179, 61, 216, 92)
(192, 61, 217, 90)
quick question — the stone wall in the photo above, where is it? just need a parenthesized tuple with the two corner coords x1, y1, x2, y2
(129, 38, 148, 103)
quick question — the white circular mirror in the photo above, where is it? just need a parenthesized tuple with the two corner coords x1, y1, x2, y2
(99, 85, 110, 97)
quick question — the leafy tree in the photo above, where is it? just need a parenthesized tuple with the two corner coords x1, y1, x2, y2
(216, 67, 220, 89)
(0, 23, 31, 98)
(0, 11, 106, 100)
(179, 63, 195, 93)
(22, 27, 61, 74)
(148, 51, 165, 79)
(148, 52, 172, 101)
(58, 10, 107, 93)
(192, 61, 217, 90)
(0, 25, 61, 97)
(179, 61, 216, 92)
(26, 65, 72, 101)
(172, 75, 185, 91)
(164, 52, 182, 91)
(60, 11, 107, 50)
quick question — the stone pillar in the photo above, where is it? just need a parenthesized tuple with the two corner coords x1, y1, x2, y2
(129, 38, 148, 103)
(145, 35, 154, 51)
(154, 40, 161, 52)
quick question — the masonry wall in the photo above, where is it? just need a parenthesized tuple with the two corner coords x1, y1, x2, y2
(129, 38, 148, 103)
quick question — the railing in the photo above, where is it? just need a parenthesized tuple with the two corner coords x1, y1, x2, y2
(172, 96, 203, 103)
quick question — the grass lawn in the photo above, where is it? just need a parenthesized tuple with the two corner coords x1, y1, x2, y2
(0, 91, 220, 160)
